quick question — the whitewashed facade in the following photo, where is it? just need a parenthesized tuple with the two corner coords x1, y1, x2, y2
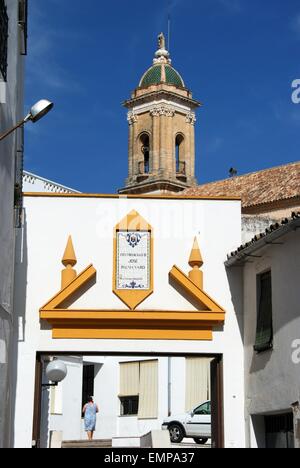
(0, 0, 26, 448)
(226, 217, 300, 448)
(13, 193, 246, 448)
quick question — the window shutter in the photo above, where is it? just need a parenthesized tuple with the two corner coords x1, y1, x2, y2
(119, 362, 140, 397)
(185, 358, 211, 411)
(138, 360, 158, 419)
(255, 271, 273, 352)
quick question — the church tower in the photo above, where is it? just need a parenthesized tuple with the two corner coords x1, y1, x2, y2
(119, 34, 202, 195)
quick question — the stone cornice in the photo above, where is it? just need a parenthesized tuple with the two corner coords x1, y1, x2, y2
(124, 89, 202, 110)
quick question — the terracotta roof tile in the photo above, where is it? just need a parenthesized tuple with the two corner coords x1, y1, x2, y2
(184, 162, 300, 208)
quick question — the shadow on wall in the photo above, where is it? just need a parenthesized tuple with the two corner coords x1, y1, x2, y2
(226, 264, 273, 374)
(11, 212, 28, 446)
(251, 415, 266, 449)
(225, 266, 244, 343)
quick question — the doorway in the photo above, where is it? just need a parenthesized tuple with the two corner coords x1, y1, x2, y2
(32, 353, 224, 449)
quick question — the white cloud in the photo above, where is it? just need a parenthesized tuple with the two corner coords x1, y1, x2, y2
(207, 136, 224, 154)
(216, 0, 242, 13)
(291, 14, 300, 38)
(26, 0, 83, 94)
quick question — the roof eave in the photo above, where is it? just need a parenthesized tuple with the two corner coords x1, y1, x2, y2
(225, 217, 300, 267)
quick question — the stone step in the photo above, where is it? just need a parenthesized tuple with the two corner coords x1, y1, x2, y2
(62, 439, 112, 449)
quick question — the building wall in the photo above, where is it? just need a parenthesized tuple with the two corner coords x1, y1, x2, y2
(44, 356, 206, 446)
(13, 195, 246, 448)
(0, 0, 25, 448)
(243, 230, 300, 448)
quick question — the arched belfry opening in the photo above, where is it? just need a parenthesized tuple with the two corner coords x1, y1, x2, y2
(175, 134, 185, 176)
(120, 32, 202, 195)
(140, 133, 150, 175)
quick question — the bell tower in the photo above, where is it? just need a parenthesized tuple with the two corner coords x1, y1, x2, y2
(119, 33, 202, 195)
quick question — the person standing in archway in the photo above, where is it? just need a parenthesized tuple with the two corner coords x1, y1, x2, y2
(83, 397, 99, 441)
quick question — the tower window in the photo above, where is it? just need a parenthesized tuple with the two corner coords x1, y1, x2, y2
(140, 133, 150, 174)
(175, 134, 185, 175)
(0, 0, 9, 81)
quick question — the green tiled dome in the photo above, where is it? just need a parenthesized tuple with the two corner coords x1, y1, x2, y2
(140, 64, 185, 89)
(140, 65, 162, 87)
(165, 66, 184, 88)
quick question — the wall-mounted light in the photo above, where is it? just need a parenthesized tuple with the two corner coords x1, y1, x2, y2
(42, 359, 67, 388)
(0, 99, 54, 142)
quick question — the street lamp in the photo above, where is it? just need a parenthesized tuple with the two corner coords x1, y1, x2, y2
(42, 359, 68, 388)
(0, 99, 54, 142)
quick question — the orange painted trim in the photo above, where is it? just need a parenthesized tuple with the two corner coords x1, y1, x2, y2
(41, 265, 96, 310)
(24, 192, 241, 202)
(169, 266, 225, 313)
(51, 327, 213, 341)
(39, 309, 224, 341)
(40, 310, 225, 323)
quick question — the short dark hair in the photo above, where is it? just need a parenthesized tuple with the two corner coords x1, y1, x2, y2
(87, 396, 94, 403)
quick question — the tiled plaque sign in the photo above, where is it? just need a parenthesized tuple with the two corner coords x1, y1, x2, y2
(113, 211, 153, 310)
(116, 231, 151, 290)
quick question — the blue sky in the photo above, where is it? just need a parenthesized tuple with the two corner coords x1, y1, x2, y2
(25, 0, 300, 193)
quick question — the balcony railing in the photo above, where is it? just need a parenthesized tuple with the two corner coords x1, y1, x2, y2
(176, 161, 186, 176)
(138, 161, 150, 175)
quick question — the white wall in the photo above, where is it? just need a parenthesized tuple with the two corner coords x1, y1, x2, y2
(0, 0, 25, 448)
(23, 171, 79, 194)
(243, 229, 300, 447)
(13, 195, 246, 448)
(48, 357, 83, 446)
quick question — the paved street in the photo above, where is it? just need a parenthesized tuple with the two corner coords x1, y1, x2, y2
(171, 438, 211, 449)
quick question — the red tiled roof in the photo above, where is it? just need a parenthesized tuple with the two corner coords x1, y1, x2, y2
(184, 162, 300, 208)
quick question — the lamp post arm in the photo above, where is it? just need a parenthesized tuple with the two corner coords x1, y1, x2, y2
(0, 116, 30, 142)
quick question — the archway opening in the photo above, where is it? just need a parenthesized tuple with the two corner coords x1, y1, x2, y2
(140, 133, 150, 174)
(175, 134, 185, 175)
(32, 352, 224, 449)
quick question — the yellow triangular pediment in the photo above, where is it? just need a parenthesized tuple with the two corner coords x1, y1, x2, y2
(169, 265, 225, 314)
(41, 265, 97, 311)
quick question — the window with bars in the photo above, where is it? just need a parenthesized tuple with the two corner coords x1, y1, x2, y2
(0, 0, 8, 81)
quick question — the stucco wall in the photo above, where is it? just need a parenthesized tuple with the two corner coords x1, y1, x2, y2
(13, 195, 246, 448)
(243, 229, 300, 447)
(0, 0, 24, 448)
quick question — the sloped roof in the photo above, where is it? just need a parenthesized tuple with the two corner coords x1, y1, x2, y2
(184, 162, 300, 208)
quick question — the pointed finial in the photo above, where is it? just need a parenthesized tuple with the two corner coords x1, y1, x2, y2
(61, 236, 77, 288)
(188, 237, 204, 288)
(62, 236, 77, 267)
